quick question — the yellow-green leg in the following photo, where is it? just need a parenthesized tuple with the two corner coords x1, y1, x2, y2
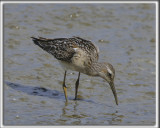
(63, 71, 68, 101)
(75, 72, 80, 100)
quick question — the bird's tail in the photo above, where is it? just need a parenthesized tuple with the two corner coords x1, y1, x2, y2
(31, 36, 52, 50)
(31, 36, 46, 45)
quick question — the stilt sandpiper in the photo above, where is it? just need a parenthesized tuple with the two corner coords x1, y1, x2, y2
(31, 36, 118, 105)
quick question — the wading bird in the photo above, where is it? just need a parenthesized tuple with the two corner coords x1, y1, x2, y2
(31, 36, 118, 105)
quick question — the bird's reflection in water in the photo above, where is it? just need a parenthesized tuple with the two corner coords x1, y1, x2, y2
(61, 100, 123, 125)
(61, 101, 79, 117)
(61, 100, 82, 124)
(5, 81, 123, 125)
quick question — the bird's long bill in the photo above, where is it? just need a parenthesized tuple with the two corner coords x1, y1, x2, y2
(109, 82, 118, 105)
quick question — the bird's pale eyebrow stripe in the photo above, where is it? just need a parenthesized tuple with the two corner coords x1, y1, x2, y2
(106, 65, 112, 74)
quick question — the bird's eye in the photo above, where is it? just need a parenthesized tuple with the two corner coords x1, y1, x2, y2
(107, 72, 112, 78)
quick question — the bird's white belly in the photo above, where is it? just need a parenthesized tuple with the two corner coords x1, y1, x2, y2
(58, 59, 87, 74)
(58, 48, 91, 74)
(58, 61, 78, 71)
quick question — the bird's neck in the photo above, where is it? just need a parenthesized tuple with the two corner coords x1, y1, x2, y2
(86, 62, 102, 76)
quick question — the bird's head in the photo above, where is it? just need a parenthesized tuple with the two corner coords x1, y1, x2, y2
(96, 62, 118, 105)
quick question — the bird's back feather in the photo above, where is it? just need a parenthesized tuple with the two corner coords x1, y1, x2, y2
(31, 36, 99, 63)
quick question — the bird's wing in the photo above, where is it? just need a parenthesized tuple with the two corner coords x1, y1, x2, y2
(69, 36, 99, 61)
(31, 36, 99, 62)
(31, 37, 76, 62)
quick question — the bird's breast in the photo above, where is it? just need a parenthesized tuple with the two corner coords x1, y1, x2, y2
(58, 51, 88, 73)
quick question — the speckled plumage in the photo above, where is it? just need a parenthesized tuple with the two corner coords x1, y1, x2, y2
(31, 36, 99, 75)
(31, 36, 118, 105)
(32, 37, 98, 60)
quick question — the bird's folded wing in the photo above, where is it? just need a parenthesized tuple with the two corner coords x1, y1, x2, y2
(31, 37, 76, 62)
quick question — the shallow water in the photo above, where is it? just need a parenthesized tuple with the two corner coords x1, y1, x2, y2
(3, 3, 156, 125)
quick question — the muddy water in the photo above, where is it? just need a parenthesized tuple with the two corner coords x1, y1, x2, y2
(3, 3, 156, 125)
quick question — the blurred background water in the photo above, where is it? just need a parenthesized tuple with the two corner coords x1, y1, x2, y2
(3, 3, 156, 125)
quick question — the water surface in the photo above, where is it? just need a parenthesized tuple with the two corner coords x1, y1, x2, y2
(3, 3, 156, 125)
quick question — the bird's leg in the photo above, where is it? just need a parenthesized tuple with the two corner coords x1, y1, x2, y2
(75, 72, 80, 100)
(63, 71, 68, 101)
